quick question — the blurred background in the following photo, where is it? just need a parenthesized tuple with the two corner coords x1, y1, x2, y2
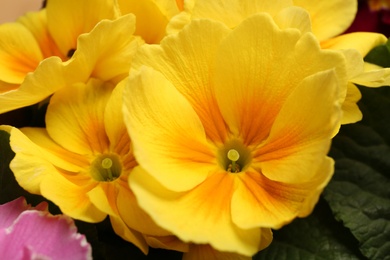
(0, 0, 41, 23)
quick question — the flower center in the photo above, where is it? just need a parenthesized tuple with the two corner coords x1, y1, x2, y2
(90, 154, 122, 182)
(218, 139, 252, 174)
(227, 149, 240, 173)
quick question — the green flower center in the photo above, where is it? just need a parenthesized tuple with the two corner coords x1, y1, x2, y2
(90, 154, 122, 182)
(218, 139, 252, 173)
(227, 149, 240, 173)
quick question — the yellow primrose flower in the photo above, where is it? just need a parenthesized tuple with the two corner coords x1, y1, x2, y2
(123, 13, 347, 256)
(1, 79, 188, 255)
(117, 0, 184, 43)
(170, 0, 390, 125)
(0, 0, 121, 114)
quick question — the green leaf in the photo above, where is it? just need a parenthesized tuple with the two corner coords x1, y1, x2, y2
(254, 199, 364, 260)
(365, 38, 390, 67)
(323, 85, 390, 260)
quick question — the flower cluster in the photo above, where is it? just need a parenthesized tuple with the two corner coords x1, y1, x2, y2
(0, 0, 389, 259)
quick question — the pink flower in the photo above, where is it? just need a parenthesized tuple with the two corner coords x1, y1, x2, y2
(0, 197, 91, 260)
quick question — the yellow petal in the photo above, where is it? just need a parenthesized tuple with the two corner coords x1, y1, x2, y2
(0, 22, 42, 84)
(341, 83, 362, 124)
(104, 79, 129, 154)
(46, 79, 113, 155)
(0, 56, 67, 114)
(144, 235, 189, 252)
(116, 179, 171, 237)
(133, 19, 230, 143)
(110, 215, 149, 254)
(364, 62, 382, 71)
(67, 14, 139, 84)
(273, 6, 312, 33)
(213, 13, 345, 146)
(18, 127, 89, 171)
(232, 157, 333, 229)
(6, 127, 46, 194)
(154, 0, 184, 17)
(188, 0, 292, 28)
(337, 48, 364, 80)
(129, 167, 263, 256)
(0, 81, 18, 93)
(6, 127, 86, 194)
(40, 172, 106, 222)
(123, 67, 214, 192)
(351, 67, 390, 87)
(88, 184, 149, 254)
(293, 0, 357, 41)
(298, 157, 334, 217)
(321, 32, 387, 57)
(118, 0, 171, 43)
(46, 0, 119, 56)
(165, 10, 191, 35)
(17, 10, 64, 59)
(88, 183, 119, 217)
(254, 70, 340, 183)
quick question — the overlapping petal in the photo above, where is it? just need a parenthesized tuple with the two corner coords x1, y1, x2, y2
(17, 10, 64, 59)
(0, 56, 67, 114)
(293, 0, 357, 41)
(132, 19, 230, 143)
(123, 67, 215, 192)
(2, 127, 103, 222)
(321, 32, 387, 57)
(232, 157, 333, 230)
(104, 80, 129, 154)
(41, 173, 106, 222)
(185, 0, 292, 28)
(87, 184, 149, 254)
(0, 126, 79, 193)
(341, 83, 363, 124)
(213, 13, 346, 145)
(115, 182, 169, 237)
(46, 0, 119, 56)
(46, 79, 113, 155)
(273, 6, 312, 33)
(144, 235, 189, 252)
(67, 14, 140, 84)
(129, 167, 266, 256)
(0, 22, 42, 84)
(255, 70, 340, 183)
(118, 0, 171, 44)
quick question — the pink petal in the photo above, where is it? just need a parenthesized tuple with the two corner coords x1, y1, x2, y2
(0, 205, 91, 259)
(0, 197, 47, 229)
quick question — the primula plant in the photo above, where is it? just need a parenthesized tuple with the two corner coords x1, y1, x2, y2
(0, 0, 389, 259)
